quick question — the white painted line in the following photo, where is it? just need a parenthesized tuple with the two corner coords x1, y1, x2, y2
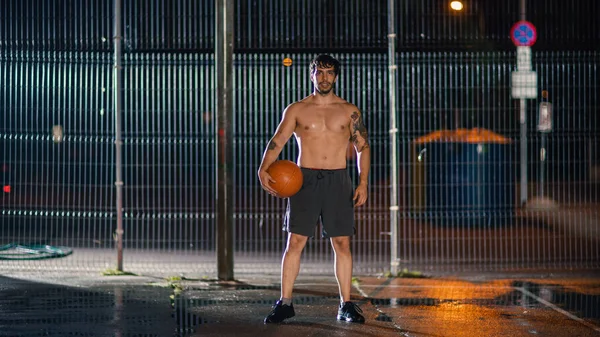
(516, 286, 600, 333)
(353, 283, 369, 299)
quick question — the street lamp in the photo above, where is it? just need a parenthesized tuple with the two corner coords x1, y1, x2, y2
(450, 1, 464, 11)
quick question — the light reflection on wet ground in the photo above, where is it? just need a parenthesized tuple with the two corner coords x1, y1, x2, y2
(1, 274, 599, 336)
(0, 278, 177, 336)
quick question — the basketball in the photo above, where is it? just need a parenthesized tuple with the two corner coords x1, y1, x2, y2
(267, 160, 303, 198)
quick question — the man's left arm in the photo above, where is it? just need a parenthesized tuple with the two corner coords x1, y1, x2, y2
(350, 109, 370, 207)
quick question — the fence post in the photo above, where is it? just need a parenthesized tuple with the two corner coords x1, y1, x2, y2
(113, 0, 124, 271)
(388, 0, 399, 275)
(215, 0, 234, 281)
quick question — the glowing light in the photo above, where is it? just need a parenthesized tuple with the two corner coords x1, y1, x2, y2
(52, 125, 64, 143)
(283, 57, 293, 67)
(3, 185, 10, 193)
(450, 1, 464, 11)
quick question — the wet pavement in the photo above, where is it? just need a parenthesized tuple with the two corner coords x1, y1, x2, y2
(1, 272, 600, 336)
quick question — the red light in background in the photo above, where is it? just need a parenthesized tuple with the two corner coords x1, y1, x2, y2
(3, 185, 10, 193)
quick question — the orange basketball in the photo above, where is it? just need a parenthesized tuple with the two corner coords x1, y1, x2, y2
(267, 160, 303, 198)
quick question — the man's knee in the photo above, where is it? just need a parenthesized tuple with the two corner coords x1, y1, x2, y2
(331, 236, 351, 254)
(286, 233, 308, 253)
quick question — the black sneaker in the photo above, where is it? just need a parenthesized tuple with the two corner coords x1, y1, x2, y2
(337, 302, 365, 323)
(264, 300, 295, 324)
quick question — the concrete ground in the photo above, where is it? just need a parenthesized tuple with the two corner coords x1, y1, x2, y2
(1, 194, 598, 336)
(1, 270, 599, 337)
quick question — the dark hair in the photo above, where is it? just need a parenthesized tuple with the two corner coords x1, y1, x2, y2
(309, 54, 341, 77)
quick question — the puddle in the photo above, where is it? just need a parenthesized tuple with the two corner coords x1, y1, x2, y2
(494, 281, 600, 322)
(369, 281, 600, 324)
(515, 281, 600, 322)
(375, 312, 394, 322)
(172, 295, 217, 329)
(0, 280, 201, 337)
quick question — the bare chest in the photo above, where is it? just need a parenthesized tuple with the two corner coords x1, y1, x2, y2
(295, 110, 350, 136)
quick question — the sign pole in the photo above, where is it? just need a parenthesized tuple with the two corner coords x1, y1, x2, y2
(511, 0, 538, 206)
(520, 99, 527, 206)
(519, 0, 527, 206)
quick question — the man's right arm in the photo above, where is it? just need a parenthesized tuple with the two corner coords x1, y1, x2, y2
(258, 104, 297, 194)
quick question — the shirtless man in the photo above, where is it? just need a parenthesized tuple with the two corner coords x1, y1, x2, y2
(258, 54, 371, 324)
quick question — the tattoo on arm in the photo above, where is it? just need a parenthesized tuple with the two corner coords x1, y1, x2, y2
(267, 139, 277, 150)
(350, 111, 370, 152)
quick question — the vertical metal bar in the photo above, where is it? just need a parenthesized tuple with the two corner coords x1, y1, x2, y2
(113, 0, 124, 271)
(215, 0, 234, 280)
(388, 0, 399, 275)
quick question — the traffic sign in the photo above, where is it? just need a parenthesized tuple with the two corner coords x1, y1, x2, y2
(511, 71, 537, 99)
(510, 21, 537, 47)
(516, 46, 532, 71)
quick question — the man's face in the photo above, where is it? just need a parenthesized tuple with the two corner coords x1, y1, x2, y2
(311, 66, 337, 95)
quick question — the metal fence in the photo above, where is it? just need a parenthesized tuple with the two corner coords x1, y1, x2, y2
(1, 0, 598, 276)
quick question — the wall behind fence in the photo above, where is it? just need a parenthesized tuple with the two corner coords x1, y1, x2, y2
(1, 0, 598, 275)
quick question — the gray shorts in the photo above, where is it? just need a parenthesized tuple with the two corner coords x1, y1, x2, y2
(283, 168, 355, 238)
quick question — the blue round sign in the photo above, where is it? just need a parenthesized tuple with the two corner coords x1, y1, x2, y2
(510, 20, 537, 46)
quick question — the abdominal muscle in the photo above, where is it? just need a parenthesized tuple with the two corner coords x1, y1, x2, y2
(295, 134, 349, 170)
